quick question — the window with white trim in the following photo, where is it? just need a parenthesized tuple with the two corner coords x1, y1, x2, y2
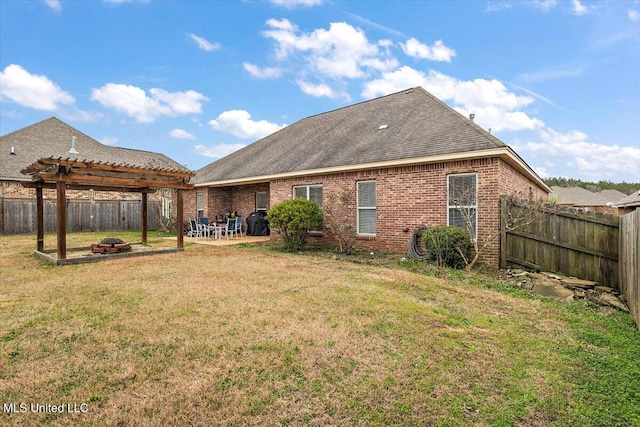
(293, 184, 323, 206)
(357, 181, 376, 235)
(196, 193, 204, 220)
(256, 191, 267, 211)
(447, 173, 477, 238)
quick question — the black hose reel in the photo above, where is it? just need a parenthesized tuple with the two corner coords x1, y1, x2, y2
(407, 225, 431, 261)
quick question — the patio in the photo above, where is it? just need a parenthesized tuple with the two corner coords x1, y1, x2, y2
(174, 235, 271, 247)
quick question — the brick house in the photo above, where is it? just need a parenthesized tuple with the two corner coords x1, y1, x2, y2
(549, 186, 629, 216)
(1, 117, 184, 233)
(190, 87, 550, 265)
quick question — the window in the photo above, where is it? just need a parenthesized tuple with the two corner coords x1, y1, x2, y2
(256, 191, 267, 211)
(447, 173, 477, 238)
(196, 193, 204, 220)
(293, 184, 323, 206)
(357, 181, 376, 235)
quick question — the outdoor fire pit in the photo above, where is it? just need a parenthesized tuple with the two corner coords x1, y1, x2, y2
(91, 238, 132, 254)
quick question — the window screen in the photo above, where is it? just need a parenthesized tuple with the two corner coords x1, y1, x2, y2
(256, 192, 267, 211)
(357, 181, 376, 235)
(447, 174, 477, 237)
(293, 185, 323, 206)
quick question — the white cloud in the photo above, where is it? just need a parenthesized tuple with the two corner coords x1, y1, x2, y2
(170, 129, 196, 140)
(533, 0, 558, 12)
(103, 0, 150, 4)
(484, 1, 514, 12)
(189, 33, 220, 52)
(296, 80, 340, 99)
(209, 110, 286, 139)
(90, 83, 208, 123)
(243, 62, 283, 79)
(0, 64, 75, 111)
(269, 0, 324, 8)
(261, 19, 398, 79)
(194, 143, 248, 159)
(401, 38, 456, 62)
(362, 66, 543, 132)
(629, 9, 640, 21)
(42, 0, 61, 12)
(344, 12, 407, 38)
(571, 0, 595, 15)
(99, 136, 119, 146)
(517, 62, 586, 83)
(513, 127, 640, 179)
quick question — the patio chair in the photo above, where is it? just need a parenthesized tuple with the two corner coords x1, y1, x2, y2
(234, 216, 243, 237)
(199, 217, 210, 239)
(187, 218, 201, 238)
(222, 217, 237, 239)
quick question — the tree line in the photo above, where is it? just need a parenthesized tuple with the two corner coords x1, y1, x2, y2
(544, 177, 640, 195)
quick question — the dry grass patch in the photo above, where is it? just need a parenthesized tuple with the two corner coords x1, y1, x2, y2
(1, 232, 639, 426)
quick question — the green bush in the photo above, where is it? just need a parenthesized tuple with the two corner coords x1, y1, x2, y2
(422, 226, 472, 269)
(266, 199, 323, 251)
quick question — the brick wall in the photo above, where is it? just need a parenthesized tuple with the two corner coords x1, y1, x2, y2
(189, 157, 548, 266)
(270, 157, 548, 265)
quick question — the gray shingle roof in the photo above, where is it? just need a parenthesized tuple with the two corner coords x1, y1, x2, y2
(195, 87, 508, 184)
(550, 186, 629, 206)
(1, 117, 190, 180)
(614, 190, 640, 208)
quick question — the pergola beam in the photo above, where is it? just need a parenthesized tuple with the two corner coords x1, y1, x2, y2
(21, 181, 158, 193)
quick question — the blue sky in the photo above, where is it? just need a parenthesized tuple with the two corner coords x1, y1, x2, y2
(1, 0, 639, 182)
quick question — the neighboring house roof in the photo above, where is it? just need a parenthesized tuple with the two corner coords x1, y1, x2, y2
(614, 190, 640, 208)
(1, 117, 190, 181)
(195, 87, 547, 190)
(549, 186, 629, 207)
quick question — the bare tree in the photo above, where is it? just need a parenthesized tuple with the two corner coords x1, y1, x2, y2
(322, 190, 356, 254)
(151, 189, 177, 233)
(449, 182, 553, 270)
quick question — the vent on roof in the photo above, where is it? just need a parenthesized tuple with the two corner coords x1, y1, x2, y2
(378, 124, 388, 130)
(469, 113, 475, 121)
(10, 146, 15, 155)
(69, 136, 78, 154)
(405, 88, 414, 94)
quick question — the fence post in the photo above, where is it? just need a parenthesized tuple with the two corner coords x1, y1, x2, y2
(499, 196, 507, 269)
(0, 196, 4, 235)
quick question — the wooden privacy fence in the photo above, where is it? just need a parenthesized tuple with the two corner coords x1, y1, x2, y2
(500, 197, 620, 289)
(619, 210, 639, 330)
(1, 198, 161, 235)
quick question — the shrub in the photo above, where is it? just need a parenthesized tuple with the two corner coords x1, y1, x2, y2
(266, 199, 323, 251)
(422, 226, 472, 269)
(322, 190, 356, 254)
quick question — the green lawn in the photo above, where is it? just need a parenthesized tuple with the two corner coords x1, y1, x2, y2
(1, 231, 639, 426)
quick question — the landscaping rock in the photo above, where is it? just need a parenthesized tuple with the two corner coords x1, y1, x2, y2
(531, 279, 575, 302)
(544, 272, 563, 280)
(598, 294, 629, 313)
(595, 286, 614, 293)
(561, 277, 598, 289)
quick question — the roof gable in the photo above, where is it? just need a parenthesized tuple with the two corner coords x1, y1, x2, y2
(195, 87, 508, 184)
(1, 117, 189, 180)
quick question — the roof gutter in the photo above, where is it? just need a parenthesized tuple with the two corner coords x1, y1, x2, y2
(195, 146, 551, 193)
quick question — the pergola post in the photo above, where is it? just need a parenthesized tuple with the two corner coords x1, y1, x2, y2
(36, 186, 44, 252)
(141, 192, 148, 245)
(176, 189, 184, 249)
(56, 182, 67, 260)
